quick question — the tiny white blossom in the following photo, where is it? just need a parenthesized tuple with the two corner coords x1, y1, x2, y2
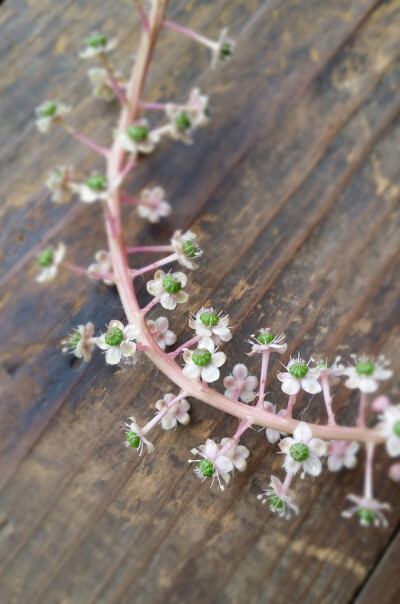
(186, 88, 210, 127)
(263, 401, 287, 443)
(189, 306, 232, 347)
(257, 475, 299, 519)
(170, 230, 203, 270)
(223, 363, 258, 403)
(210, 28, 235, 69)
(36, 101, 71, 133)
(62, 322, 96, 362)
(88, 250, 115, 285)
(124, 416, 155, 455)
(146, 316, 177, 350)
(146, 269, 189, 310)
(219, 438, 249, 472)
(279, 422, 326, 478)
(69, 173, 109, 203)
(36, 243, 66, 283)
(188, 438, 234, 490)
(116, 119, 159, 155)
(326, 440, 360, 472)
(137, 187, 171, 223)
(155, 393, 190, 430)
(247, 329, 287, 356)
(277, 355, 322, 395)
(166, 103, 193, 145)
(377, 404, 400, 457)
(316, 356, 345, 385)
(88, 67, 126, 101)
(344, 355, 392, 393)
(80, 32, 118, 59)
(96, 319, 139, 365)
(45, 166, 74, 204)
(183, 339, 226, 383)
(342, 494, 390, 527)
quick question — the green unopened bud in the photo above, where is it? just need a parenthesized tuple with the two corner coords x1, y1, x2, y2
(355, 360, 375, 376)
(105, 326, 124, 347)
(290, 442, 309, 462)
(192, 348, 212, 366)
(289, 362, 308, 379)
(37, 248, 53, 267)
(87, 33, 108, 48)
(162, 275, 181, 294)
(86, 173, 107, 190)
(126, 123, 148, 141)
(175, 111, 191, 131)
(126, 431, 140, 448)
(357, 508, 374, 524)
(40, 102, 58, 117)
(270, 494, 284, 510)
(199, 459, 213, 477)
(393, 421, 400, 437)
(182, 240, 198, 258)
(220, 42, 233, 59)
(200, 311, 219, 327)
(71, 331, 81, 350)
(257, 332, 274, 345)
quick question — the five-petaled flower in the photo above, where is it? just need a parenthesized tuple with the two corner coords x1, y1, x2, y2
(124, 417, 155, 455)
(189, 438, 234, 490)
(342, 494, 390, 527)
(146, 269, 189, 310)
(189, 306, 232, 347)
(263, 401, 287, 443)
(326, 440, 359, 472)
(377, 404, 400, 457)
(257, 475, 299, 519)
(46, 166, 74, 204)
(116, 119, 159, 155)
(88, 250, 115, 285)
(146, 316, 177, 350)
(344, 354, 392, 393)
(137, 186, 171, 223)
(219, 438, 250, 472)
(80, 32, 118, 59)
(223, 363, 258, 403)
(69, 173, 109, 203)
(183, 339, 226, 383)
(155, 393, 190, 430)
(62, 322, 96, 362)
(170, 230, 203, 269)
(35, 100, 71, 133)
(277, 355, 322, 395)
(247, 329, 287, 357)
(36, 242, 66, 283)
(96, 319, 139, 365)
(279, 422, 326, 478)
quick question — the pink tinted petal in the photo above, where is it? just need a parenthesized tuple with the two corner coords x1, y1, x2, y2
(204, 439, 219, 460)
(232, 364, 249, 380)
(162, 330, 177, 346)
(281, 377, 301, 395)
(263, 401, 275, 413)
(244, 376, 259, 391)
(239, 390, 255, 403)
(215, 456, 234, 474)
(266, 428, 280, 443)
(155, 316, 169, 333)
(223, 376, 237, 389)
(301, 377, 322, 394)
(327, 455, 342, 472)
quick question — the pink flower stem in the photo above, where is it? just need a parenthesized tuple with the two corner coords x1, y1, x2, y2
(140, 297, 160, 315)
(364, 442, 375, 499)
(120, 157, 137, 180)
(141, 391, 187, 435)
(69, 129, 109, 156)
(280, 471, 294, 496)
(285, 394, 297, 419)
(61, 262, 114, 281)
(136, 3, 150, 32)
(101, 54, 130, 107)
(357, 391, 368, 427)
(321, 374, 336, 425)
(218, 420, 250, 458)
(169, 335, 200, 358)
(163, 20, 215, 50)
(120, 194, 142, 206)
(256, 350, 271, 408)
(140, 101, 167, 111)
(131, 253, 178, 277)
(126, 245, 174, 253)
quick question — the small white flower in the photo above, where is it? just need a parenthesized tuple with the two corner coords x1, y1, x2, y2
(342, 494, 390, 527)
(88, 67, 126, 101)
(69, 173, 109, 203)
(326, 440, 360, 472)
(263, 401, 287, 443)
(344, 355, 392, 393)
(146, 269, 189, 310)
(88, 250, 114, 285)
(170, 230, 203, 270)
(155, 393, 190, 430)
(36, 243, 66, 283)
(247, 329, 287, 356)
(166, 103, 194, 145)
(189, 307, 232, 347)
(116, 119, 159, 155)
(146, 316, 177, 350)
(36, 101, 71, 133)
(124, 416, 155, 455)
(186, 88, 210, 127)
(210, 28, 235, 69)
(223, 364, 258, 403)
(183, 339, 226, 383)
(80, 32, 118, 59)
(279, 422, 326, 478)
(219, 438, 249, 472)
(62, 322, 96, 362)
(96, 319, 139, 365)
(188, 438, 234, 490)
(137, 187, 171, 223)
(316, 356, 345, 385)
(257, 475, 300, 519)
(377, 404, 400, 457)
(277, 355, 322, 395)
(45, 166, 74, 204)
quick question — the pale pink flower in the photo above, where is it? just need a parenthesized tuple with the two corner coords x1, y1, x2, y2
(342, 494, 390, 527)
(96, 319, 139, 365)
(189, 306, 232, 347)
(124, 417, 155, 455)
(344, 354, 392, 393)
(155, 393, 190, 430)
(263, 401, 287, 443)
(182, 339, 226, 383)
(257, 475, 299, 519)
(146, 316, 177, 350)
(223, 363, 258, 403)
(277, 355, 321, 395)
(88, 250, 114, 285)
(377, 404, 400, 457)
(137, 187, 171, 223)
(186, 88, 210, 127)
(247, 329, 287, 356)
(62, 322, 96, 362)
(188, 438, 234, 490)
(219, 438, 250, 472)
(326, 440, 359, 472)
(46, 166, 74, 204)
(146, 269, 189, 310)
(389, 462, 400, 482)
(371, 395, 391, 413)
(279, 422, 326, 478)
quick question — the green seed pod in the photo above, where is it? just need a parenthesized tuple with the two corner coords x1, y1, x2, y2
(40, 102, 58, 118)
(200, 311, 219, 327)
(355, 360, 375, 376)
(175, 110, 191, 131)
(257, 332, 274, 345)
(126, 123, 148, 141)
(86, 173, 107, 190)
(393, 420, 400, 437)
(290, 442, 309, 462)
(192, 348, 212, 366)
(220, 42, 233, 59)
(289, 362, 308, 379)
(357, 508, 374, 524)
(269, 494, 284, 510)
(71, 331, 82, 350)
(162, 275, 182, 294)
(126, 431, 140, 448)
(199, 459, 214, 477)
(182, 240, 197, 258)
(105, 326, 124, 347)
(37, 248, 54, 267)
(87, 33, 108, 48)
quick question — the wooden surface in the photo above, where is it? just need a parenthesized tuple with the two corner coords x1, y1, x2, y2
(1, 0, 400, 602)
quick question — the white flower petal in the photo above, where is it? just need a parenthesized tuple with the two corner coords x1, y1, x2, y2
(120, 341, 136, 358)
(182, 364, 201, 380)
(201, 364, 220, 383)
(211, 352, 226, 368)
(281, 377, 301, 395)
(106, 347, 121, 365)
(303, 454, 322, 476)
(293, 422, 313, 444)
(301, 377, 322, 394)
(279, 437, 295, 454)
(308, 438, 327, 457)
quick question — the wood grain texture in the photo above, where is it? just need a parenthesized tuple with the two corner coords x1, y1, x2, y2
(0, 0, 400, 602)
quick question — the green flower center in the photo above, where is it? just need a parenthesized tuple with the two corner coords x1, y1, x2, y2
(257, 332, 274, 345)
(270, 494, 284, 510)
(162, 275, 181, 294)
(86, 173, 107, 190)
(40, 102, 58, 117)
(355, 360, 375, 376)
(192, 348, 212, 366)
(200, 311, 219, 327)
(393, 421, 400, 437)
(87, 33, 108, 48)
(290, 443, 309, 462)
(126, 123, 148, 141)
(182, 240, 198, 258)
(289, 362, 308, 379)
(71, 331, 81, 350)
(220, 42, 233, 59)
(357, 508, 375, 524)
(105, 326, 124, 347)
(37, 248, 53, 267)
(199, 459, 214, 477)
(175, 110, 191, 131)
(126, 431, 140, 448)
